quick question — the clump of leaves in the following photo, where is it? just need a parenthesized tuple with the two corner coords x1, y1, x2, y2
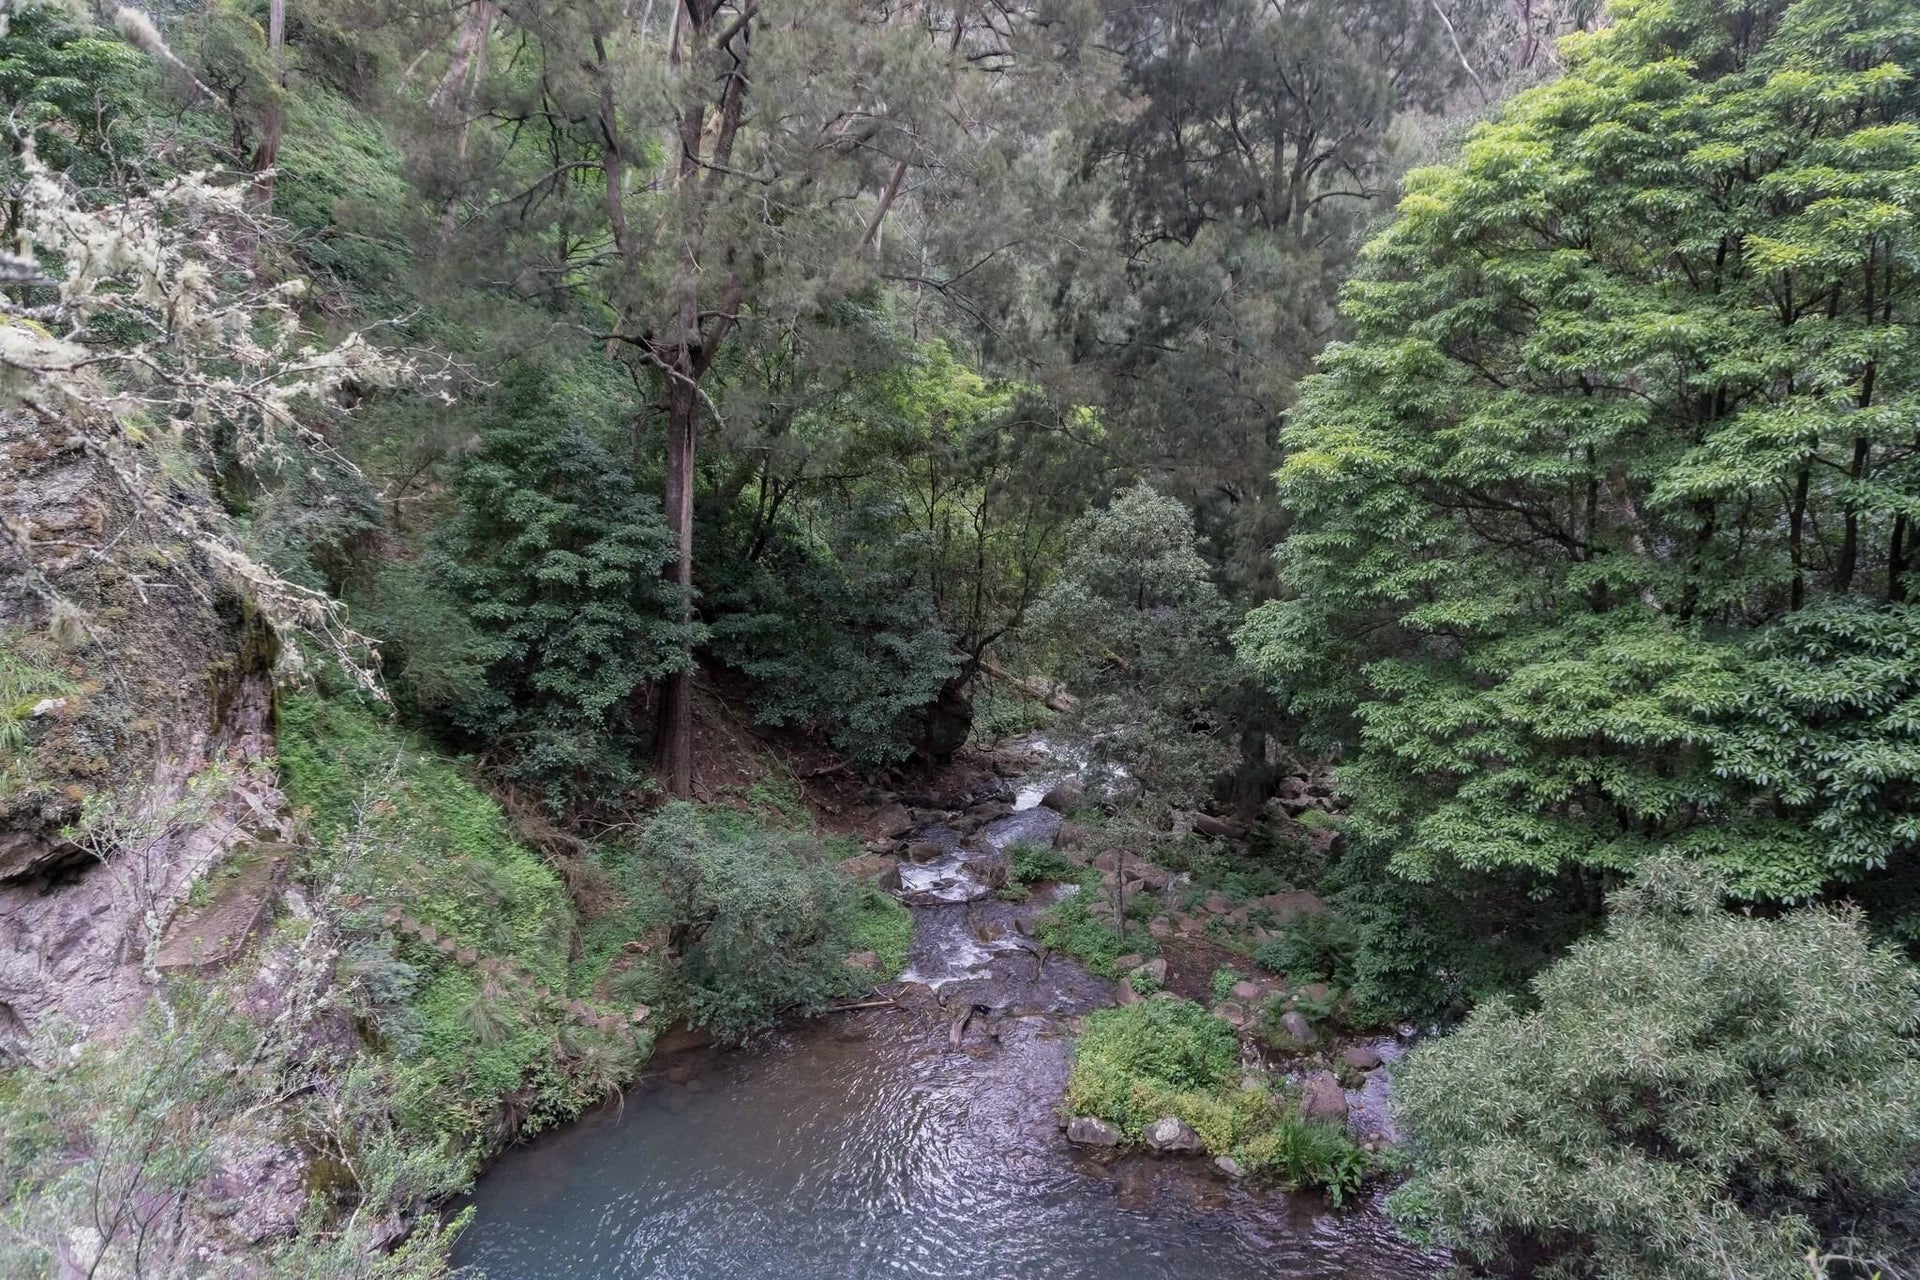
(620, 804, 885, 1041)
(1007, 841, 1087, 888)
(1392, 860, 1920, 1278)
(1065, 998, 1241, 1140)
(1065, 999, 1373, 1201)
(1035, 889, 1154, 977)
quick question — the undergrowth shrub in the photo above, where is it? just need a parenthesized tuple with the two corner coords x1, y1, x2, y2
(596, 804, 893, 1041)
(1393, 860, 1920, 1278)
(1064, 998, 1372, 1202)
(276, 692, 618, 1145)
(1036, 888, 1155, 977)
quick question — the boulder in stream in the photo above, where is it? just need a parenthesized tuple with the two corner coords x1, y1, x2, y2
(1274, 1010, 1319, 1048)
(1342, 1044, 1384, 1071)
(1299, 1070, 1349, 1128)
(902, 841, 946, 864)
(835, 855, 902, 891)
(1066, 1116, 1123, 1147)
(1143, 1117, 1203, 1154)
(863, 803, 915, 842)
(1039, 782, 1083, 812)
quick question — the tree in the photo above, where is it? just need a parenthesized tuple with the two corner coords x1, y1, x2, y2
(1060, 0, 1479, 593)
(1031, 483, 1238, 807)
(1238, 0, 1920, 899)
(410, 0, 1091, 795)
(1392, 860, 1920, 1279)
(423, 360, 696, 810)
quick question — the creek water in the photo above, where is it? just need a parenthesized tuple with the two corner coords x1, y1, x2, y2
(450, 764, 1441, 1280)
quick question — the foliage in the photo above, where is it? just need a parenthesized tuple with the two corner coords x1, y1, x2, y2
(1036, 888, 1156, 978)
(424, 360, 696, 810)
(0, 991, 468, 1280)
(0, 1, 147, 195)
(1064, 998, 1241, 1138)
(1065, 998, 1372, 1201)
(705, 502, 956, 766)
(847, 887, 914, 981)
(1392, 861, 1920, 1278)
(1254, 914, 1358, 987)
(0, 633, 79, 757)
(1031, 484, 1240, 806)
(608, 803, 888, 1042)
(1239, 0, 1920, 903)
(1, 15, 435, 693)
(1235, 1115, 1372, 1208)
(1007, 841, 1088, 888)
(277, 692, 599, 1143)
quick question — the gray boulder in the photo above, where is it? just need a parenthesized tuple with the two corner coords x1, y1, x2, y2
(1342, 1044, 1384, 1071)
(1299, 1070, 1349, 1127)
(1143, 1117, 1204, 1153)
(1274, 1010, 1319, 1048)
(1067, 1116, 1123, 1147)
(1040, 782, 1083, 813)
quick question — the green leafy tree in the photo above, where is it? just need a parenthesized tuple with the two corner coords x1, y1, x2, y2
(1239, 0, 1920, 899)
(0, 1, 146, 210)
(1033, 483, 1239, 807)
(1392, 861, 1920, 1279)
(424, 362, 697, 809)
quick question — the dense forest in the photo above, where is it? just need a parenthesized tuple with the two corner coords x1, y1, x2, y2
(1, 0, 1917, 1276)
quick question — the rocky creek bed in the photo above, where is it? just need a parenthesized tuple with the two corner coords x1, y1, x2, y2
(450, 751, 1443, 1280)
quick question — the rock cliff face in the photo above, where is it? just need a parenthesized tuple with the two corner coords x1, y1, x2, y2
(0, 411, 287, 1050)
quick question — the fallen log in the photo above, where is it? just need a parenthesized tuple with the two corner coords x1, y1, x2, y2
(978, 659, 1078, 713)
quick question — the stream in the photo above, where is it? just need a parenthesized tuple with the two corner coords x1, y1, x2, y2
(450, 757, 1442, 1280)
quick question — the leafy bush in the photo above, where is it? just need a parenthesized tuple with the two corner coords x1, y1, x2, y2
(705, 506, 957, 766)
(1036, 889, 1155, 977)
(613, 804, 888, 1041)
(1253, 912, 1357, 986)
(1065, 998, 1241, 1141)
(1007, 841, 1087, 887)
(1392, 861, 1920, 1278)
(277, 692, 600, 1142)
(847, 887, 914, 979)
(1236, 1115, 1370, 1208)
(1065, 999, 1373, 1201)
(1030, 484, 1240, 808)
(422, 360, 698, 810)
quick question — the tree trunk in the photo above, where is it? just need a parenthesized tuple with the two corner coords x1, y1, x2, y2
(248, 0, 287, 214)
(656, 365, 698, 797)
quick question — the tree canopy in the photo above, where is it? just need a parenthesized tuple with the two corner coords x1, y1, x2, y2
(1239, 0, 1920, 900)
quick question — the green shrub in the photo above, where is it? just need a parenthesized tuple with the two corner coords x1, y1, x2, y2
(1392, 861, 1920, 1278)
(1064, 998, 1241, 1142)
(848, 887, 914, 979)
(277, 692, 601, 1144)
(1237, 1115, 1370, 1207)
(1036, 889, 1154, 977)
(704, 508, 959, 768)
(415, 359, 696, 811)
(614, 804, 888, 1041)
(1007, 841, 1087, 887)
(1253, 912, 1357, 985)
(1210, 967, 1244, 1004)
(1064, 999, 1373, 1203)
